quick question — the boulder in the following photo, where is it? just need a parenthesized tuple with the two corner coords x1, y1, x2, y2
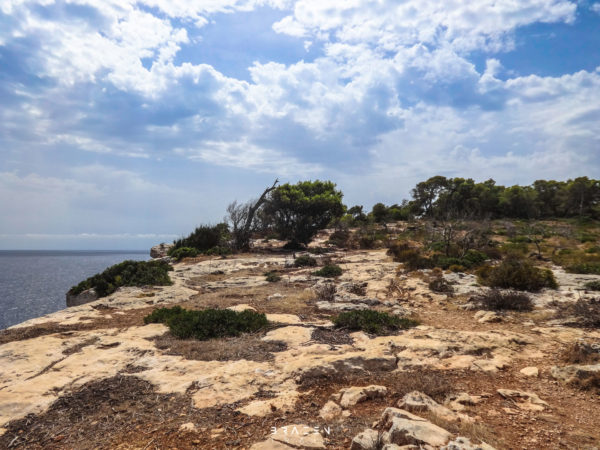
(519, 367, 539, 377)
(150, 243, 174, 258)
(399, 391, 469, 422)
(497, 389, 548, 411)
(351, 429, 379, 450)
(380, 408, 451, 447)
(445, 393, 483, 412)
(319, 401, 342, 421)
(443, 436, 496, 450)
(335, 385, 388, 408)
(270, 424, 325, 449)
(66, 288, 98, 307)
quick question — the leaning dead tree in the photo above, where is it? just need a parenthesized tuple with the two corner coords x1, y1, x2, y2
(228, 179, 278, 251)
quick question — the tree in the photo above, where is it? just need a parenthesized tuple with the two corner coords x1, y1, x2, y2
(227, 180, 279, 251)
(263, 180, 345, 247)
(371, 203, 388, 223)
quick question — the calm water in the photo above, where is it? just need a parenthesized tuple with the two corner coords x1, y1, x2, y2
(0, 250, 149, 330)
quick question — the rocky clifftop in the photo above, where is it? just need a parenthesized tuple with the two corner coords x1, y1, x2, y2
(1, 243, 599, 449)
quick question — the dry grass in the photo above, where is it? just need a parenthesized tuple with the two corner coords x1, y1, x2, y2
(423, 412, 503, 449)
(562, 341, 600, 364)
(152, 331, 287, 362)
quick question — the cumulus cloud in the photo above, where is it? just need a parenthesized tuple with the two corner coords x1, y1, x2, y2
(0, 0, 598, 248)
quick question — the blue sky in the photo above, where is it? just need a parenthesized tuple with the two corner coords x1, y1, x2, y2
(1, 0, 599, 250)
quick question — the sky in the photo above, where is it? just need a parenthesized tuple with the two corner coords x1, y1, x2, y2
(1, 0, 599, 250)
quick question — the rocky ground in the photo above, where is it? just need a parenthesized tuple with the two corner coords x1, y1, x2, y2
(0, 240, 599, 449)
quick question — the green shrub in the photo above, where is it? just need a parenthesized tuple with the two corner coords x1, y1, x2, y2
(586, 247, 600, 254)
(567, 262, 600, 275)
(327, 229, 351, 247)
(144, 307, 269, 340)
(68, 260, 173, 298)
(478, 254, 557, 292)
(144, 306, 185, 324)
(584, 280, 600, 291)
(333, 310, 418, 335)
(472, 289, 534, 311)
(172, 223, 230, 253)
(313, 264, 343, 278)
(169, 247, 199, 261)
(428, 276, 454, 294)
(499, 242, 529, 255)
(387, 242, 434, 271)
(265, 271, 281, 282)
(294, 255, 317, 267)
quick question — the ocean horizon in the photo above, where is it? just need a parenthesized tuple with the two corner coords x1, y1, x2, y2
(0, 250, 149, 330)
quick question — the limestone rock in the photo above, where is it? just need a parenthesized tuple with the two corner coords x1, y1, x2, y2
(497, 389, 548, 411)
(66, 288, 98, 307)
(351, 428, 379, 450)
(551, 364, 600, 384)
(380, 408, 451, 447)
(474, 311, 502, 324)
(250, 440, 295, 450)
(150, 242, 174, 258)
(319, 401, 342, 421)
(443, 436, 496, 450)
(270, 424, 325, 449)
(445, 393, 483, 412)
(519, 366, 539, 377)
(337, 385, 388, 408)
(399, 391, 468, 422)
(179, 422, 197, 432)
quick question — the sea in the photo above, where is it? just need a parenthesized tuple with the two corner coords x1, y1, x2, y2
(0, 250, 149, 330)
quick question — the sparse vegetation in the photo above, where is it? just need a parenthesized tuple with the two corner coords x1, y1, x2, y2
(68, 260, 173, 298)
(347, 282, 367, 296)
(333, 310, 418, 335)
(264, 271, 281, 282)
(477, 254, 557, 292)
(471, 289, 534, 312)
(562, 341, 600, 364)
(428, 274, 454, 294)
(552, 298, 600, 328)
(584, 280, 600, 291)
(294, 255, 317, 267)
(313, 264, 343, 278)
(314, 283, 336, 301)
(144, 307, 269, 340)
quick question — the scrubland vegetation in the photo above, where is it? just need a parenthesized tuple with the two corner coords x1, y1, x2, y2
(68, 260, 173, 298)
(144, 306, 269, 340)
(333, 310, 419, 335)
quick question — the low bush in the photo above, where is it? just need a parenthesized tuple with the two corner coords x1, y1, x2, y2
(584, 280, 600, 291)
(566, 262, 600, 275)
(552, 249, 600, 275)
(144, 305, 184, 324)
(172, 223, 230, 254)
(294, 255, 317, 267)
(264, 271, 281, 282)
(387, 242, 434, 271)
(313, 264, 343, 278)
(169, 247, 199, 261)
(562, 341, 600, 364)
(428, 276, 454, 294)
(347, 282, 367, 296)
(478, 254, 557, 292)
(471, 289, 534, 311)
(68, 260, 173, 298)
(327, 229, 351, 247)
(144, 307, 269, 340)
(314, 283, 336, 301)
(333, 310, 418, 335)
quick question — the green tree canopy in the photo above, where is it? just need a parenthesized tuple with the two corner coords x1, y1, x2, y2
(263, 180, 345, 246)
